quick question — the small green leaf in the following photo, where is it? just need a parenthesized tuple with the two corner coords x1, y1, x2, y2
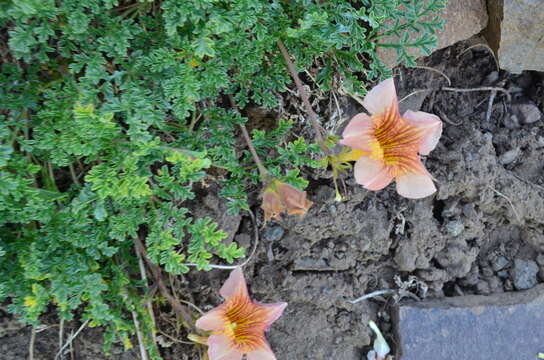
(93, 201, 107, 221)
(193, 37, 215, 58)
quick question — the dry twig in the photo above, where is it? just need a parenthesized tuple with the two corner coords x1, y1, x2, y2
(435, 107, 463, 126)
(58, 319, 64, 360)
(440, 86, 511, 102)
(54, 319, 90, 360)
(228, 94, 269, 178)
(277, 39, 326, 148)
(485, 90, 497, 123)
(411, 65, 452, 85)
(350, 290, 396, 304)
(459, 43, 499, 71)
(133, 236, 194, 329)
(29, 326, 36, 360)
(486, 185, 521, 222)
(136, 247, 159, 351)
(399, 89, 431, 104)
(131, 311, 149, 360)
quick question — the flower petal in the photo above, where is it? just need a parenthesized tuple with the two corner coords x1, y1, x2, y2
(340, 113, 374, 151)
(403, 110, 442, 155)
(261, 187, 284, 222)
(277, 183, 313, 218)
(363, 78, 398, 116)
(195, 307, 225, 332)
(246, 344, 277, 360)
(258, 302, 288, 331)
(354, 156, 394, 191)
(220, 267, 248, 300)
(396, 171, 436, 199)
(207, 334, 244, 360)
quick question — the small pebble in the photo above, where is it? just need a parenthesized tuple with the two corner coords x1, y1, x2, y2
(491, 255, 509, 272)
(514, 103, 542, 124)
(462, 203, 476, 218)
(445, 220, 464, 237)
(263, 225, 284, 242)
(504, 278, 514, 291)
(499, 148, 520, 165)
(510, 259, 539, 290)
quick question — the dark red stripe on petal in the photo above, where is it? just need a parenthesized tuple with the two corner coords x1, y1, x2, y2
(222, 295, 276, 353)
(368, 103, 428, 178)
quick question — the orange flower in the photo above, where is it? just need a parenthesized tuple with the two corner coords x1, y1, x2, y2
(195, 268, 287, 360)
(261, 179, 313, 222)
(340, 78, 442, 199)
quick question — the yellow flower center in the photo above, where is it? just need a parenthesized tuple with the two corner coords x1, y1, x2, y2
(369, 140, 385, 160)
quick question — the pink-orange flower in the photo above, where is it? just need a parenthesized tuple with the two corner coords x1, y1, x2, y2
(195, 268, 287, 360)
(340, 78, 442, 199)
(261, 179, 313, 222)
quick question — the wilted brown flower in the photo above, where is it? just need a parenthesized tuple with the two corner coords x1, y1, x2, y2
(261, 179, 313, 222)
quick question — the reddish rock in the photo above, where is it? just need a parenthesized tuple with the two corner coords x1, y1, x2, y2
(394, 284, 544, 359)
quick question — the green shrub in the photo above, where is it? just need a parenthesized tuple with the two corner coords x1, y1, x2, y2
(0, 0, 446, 356)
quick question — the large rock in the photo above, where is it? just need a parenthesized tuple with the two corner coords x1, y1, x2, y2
(394, 284, 544, 359)
(378, 0, 488, 68)
(489, 0, 544, 73)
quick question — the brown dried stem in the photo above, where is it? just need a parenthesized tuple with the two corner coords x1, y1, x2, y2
(136, 246, 159, 350)
(277, 39, 325, 148)
(132, 236, 195, 330)
(228, 95, 269, 178)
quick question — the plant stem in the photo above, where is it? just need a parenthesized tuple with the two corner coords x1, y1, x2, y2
(277, 39, 325, 148)
(136, 246, 159, 352)
(228, 95, 269, 178)
(29, 326, 36, 360)
(131, 310, 149, 360)
(159, 146, 197, 160)
(69, 164, 80, 187)
(132, 236, 195, 330)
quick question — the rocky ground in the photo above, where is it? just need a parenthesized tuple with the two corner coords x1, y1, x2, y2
(1, 38, 543, 360)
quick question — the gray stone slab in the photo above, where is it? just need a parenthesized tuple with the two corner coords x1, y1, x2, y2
(394, 284, 544, 360)
(497, 0, 544, 73)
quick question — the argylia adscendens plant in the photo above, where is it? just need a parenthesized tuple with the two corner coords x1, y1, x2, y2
(1, 0, 447, 357)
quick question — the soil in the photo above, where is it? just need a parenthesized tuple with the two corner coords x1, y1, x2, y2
(2, 38, 544, 359)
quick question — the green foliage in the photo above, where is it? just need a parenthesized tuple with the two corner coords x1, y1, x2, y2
(371, 0, 448, 66)
(0, 0, 446, 356)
